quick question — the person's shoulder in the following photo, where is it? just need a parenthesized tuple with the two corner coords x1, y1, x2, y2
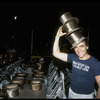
(67, 53, 77, 62)
(68, 53, 76, 56)
(90, 55, 100, 63)
(68, 53, 77, 58)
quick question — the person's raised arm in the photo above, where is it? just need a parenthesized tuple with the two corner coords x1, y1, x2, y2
(52, 26, 68, 62)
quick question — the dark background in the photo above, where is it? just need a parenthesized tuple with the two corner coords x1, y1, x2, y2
(0, 0, 100, 59)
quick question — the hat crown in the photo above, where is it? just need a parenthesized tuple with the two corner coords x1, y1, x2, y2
(60, 12, 79, 25)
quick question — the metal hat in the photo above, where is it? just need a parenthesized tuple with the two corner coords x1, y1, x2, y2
(65, 28, 86, 49)
(60, 12, 79, 25)
(60, 12, 85, 49)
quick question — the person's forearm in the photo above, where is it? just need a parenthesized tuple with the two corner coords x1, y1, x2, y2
(96, 88, 100, 99)
(52, 35, 60, 56)
(52, 26, 68, 62)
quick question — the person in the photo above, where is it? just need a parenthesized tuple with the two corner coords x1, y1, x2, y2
(52, 26, 100, 99)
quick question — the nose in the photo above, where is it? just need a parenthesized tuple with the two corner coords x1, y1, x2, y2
(77, 47, 81, 52)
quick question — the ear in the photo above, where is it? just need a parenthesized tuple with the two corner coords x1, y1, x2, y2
(87, 46, 89, 49)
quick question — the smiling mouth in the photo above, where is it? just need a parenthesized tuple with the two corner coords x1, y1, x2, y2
(77, 52, 83, 56)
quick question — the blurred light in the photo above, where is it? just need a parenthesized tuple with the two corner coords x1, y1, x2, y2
(12, 36, 14, 38)
(14, 16, 17, 20)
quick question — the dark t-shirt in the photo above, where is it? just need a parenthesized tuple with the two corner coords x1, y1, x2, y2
(67, 54, 100, 94)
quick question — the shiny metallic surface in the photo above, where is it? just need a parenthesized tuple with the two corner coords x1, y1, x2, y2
(29, 79, 44, 91)
(66, 30, 85, 49)
(11, 79, 25, 91)
(34, 73, 44, 78)
(37, 71, 44, 75)
(14, 76, 25, 80)
(62, 21, 78, 33)
(33, 69, 42, 73)
(31, 83, 42, 91)
(60, 12, 85, 49)
(60, 12, 79, 25)
(15, 73, 28, 78)
(3, 83, 19, 98)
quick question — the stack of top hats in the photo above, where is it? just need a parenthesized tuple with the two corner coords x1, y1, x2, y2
(60, 12, 85, 49)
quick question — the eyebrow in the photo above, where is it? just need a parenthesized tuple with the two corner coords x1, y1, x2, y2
(79, 44, 84, 47)
(75, 44, 85, 48)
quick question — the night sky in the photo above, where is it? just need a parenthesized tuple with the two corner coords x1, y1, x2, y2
(0, 0, 100, 59)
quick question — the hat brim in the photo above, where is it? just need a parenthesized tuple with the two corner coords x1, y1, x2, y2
(39, 61, 45, 64)
(71, 37, 88, 49)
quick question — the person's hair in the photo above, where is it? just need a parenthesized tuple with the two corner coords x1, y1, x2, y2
(83, 38, 89, 48)
(82, 38, 90, 53)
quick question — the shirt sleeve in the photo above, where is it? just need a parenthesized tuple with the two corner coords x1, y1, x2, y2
(93, 62, 100, 76)
(67, 53, 74, 63)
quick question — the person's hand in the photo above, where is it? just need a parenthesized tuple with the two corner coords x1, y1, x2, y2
(56, 26, 67, 38)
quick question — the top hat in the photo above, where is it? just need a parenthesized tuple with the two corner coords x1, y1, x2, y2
(65, 27, 86, 49)
(60, 12, 85, 49)
(60, 12, 79, 33)
(60, 12, 79, 24)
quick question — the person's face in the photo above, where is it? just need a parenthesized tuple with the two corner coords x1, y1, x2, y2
(74, 41, 88, 59)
